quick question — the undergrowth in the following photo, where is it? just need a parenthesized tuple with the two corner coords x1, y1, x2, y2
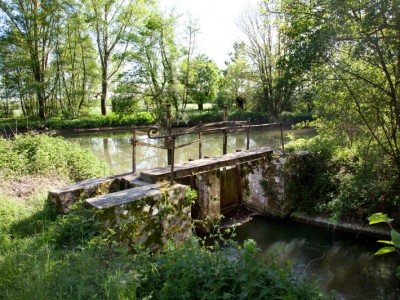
(285, 135, 400, 222)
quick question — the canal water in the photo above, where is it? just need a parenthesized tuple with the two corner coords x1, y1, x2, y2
(62, 127, 314, 174)
(62, 127, 399, 299)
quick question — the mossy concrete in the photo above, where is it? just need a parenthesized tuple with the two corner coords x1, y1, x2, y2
(241, 156, 292, 217)
(48, 173, 145, 213)
(86, 182, 192, 250)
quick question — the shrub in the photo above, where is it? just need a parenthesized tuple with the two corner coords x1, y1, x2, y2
(0, 112, 155, 132)
(137, 239, 321, 299)
(0, 134, 109, 181)
(285, 135, 400, 221)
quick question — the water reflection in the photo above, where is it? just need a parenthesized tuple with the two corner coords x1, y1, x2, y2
(62, 128, 315, 174)
(235, 216, 399, 299)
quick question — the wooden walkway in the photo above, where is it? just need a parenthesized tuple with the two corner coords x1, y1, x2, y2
(140, 147, 273, 183)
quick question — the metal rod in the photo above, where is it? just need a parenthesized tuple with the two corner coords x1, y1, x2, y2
(166, 104, 172, 165)
(131, 127, 136, 173)
(198, 131, 202, 159)
(223, 107, 228, 155)
(170, 136, 176, 185)
(236, 149, 242, 203)
(246, 118, 250, 150)
(280, 122, 285, 156)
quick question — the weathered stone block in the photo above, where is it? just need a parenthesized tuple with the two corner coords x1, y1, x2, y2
(192, 170, 221, 229)
(242, 156, 292, 217)
(86, 183, 192, 251)
(48, 173, 141, 213)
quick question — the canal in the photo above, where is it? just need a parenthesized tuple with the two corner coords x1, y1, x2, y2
(62, 127, 399, 299)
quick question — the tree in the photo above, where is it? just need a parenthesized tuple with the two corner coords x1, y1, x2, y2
(0, 0, 65, 119)
(53, 10, 99, 118)
(282, 0, 400, 177)
(86, 0, 150, 115)
(221, 42, 253, 109)
(123, 13, 182, 124)
(188, 54, 220, 111)
(238, 1, 298, 116)
(180, 17, 199, 110)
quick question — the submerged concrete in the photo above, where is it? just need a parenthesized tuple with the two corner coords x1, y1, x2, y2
(291, 211, 390, 239)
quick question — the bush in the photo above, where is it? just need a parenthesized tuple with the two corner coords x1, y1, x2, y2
(280, 111, 314, 125)
(137, 239, 321, 299)
(0, 134, 109, 181)
(285, 135, 400, 222)
(0, 112, 155, 132)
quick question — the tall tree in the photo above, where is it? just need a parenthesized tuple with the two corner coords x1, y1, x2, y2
(86, 0, 150, 115)
(188, 54, 220, 111)
(0, 0, 65, 119)
(53, 10, 99, 118)
(238, 1, 298, 116)
(124, 13, 181, 124)
(180, 17, 199, 110)
(222, 42, 253, 109)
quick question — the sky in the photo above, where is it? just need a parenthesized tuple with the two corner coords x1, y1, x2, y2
(159, 0, 259, 68)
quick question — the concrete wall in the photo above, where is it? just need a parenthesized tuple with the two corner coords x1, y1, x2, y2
(241, 156, 292, 217)
(86, 183, 192, 251)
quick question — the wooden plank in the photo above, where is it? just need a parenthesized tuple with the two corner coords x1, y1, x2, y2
(140, 147, 273, 183)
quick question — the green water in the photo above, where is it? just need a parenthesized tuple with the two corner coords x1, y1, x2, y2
(62, 127, 314, 174)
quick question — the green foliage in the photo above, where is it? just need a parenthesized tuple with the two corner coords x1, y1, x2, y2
(368, 213, 400, 278)
(184, 188, 198, 207)
(136, 238, 321, 299)
(0, 112, 154, 132)
(0, 134, 109, 181)
(111, 93, 139, 115)
(285, 136, 338, 214)
(180, 109, 271, 126)
(286, 135, 400, 221)
(280, 111, 314, 125)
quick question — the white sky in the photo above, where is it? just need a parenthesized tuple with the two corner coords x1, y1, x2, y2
(159, 0, 260, 68)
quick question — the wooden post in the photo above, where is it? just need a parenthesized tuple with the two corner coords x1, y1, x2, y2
(223, 105, 227, 122)
(280, 122, 285, 156)
(223, 106, 228, 155)
(131, 127, 136, 173)
(166, 104, 172, 165)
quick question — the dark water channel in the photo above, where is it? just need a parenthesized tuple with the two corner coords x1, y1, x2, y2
(234, 216, 399, 299)
(62, 128, 399, 299)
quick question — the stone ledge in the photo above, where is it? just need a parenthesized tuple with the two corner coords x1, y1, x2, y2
(87, 183, 192, 251)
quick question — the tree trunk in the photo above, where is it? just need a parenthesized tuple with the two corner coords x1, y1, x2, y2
(198, 103, 203, 110)
(101, 64, 108, 115)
